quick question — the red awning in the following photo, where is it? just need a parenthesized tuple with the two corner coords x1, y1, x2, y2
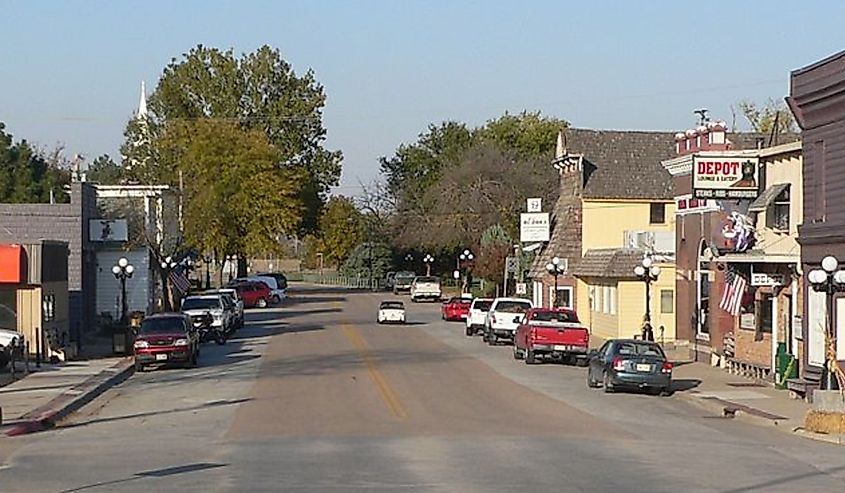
(0, 245, 26, 284)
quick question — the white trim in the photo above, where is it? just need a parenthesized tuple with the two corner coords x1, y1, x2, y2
(808, 288, 826, 367)
(550, 286, 574, 309)
(771, 295, 778, 374)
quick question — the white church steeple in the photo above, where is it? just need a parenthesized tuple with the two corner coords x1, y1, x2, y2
(137, 81, 148, 119)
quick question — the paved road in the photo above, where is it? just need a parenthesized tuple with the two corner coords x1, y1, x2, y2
(2, 286, 845, 492)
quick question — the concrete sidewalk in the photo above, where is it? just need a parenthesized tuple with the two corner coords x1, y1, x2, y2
(673, 361, 812, 435)
(0, 357, 134, 436)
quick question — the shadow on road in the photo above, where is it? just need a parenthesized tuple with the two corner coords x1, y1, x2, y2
(58, 398, 252, 431)
(670, 378, 701, 393)
(59, 462, 229, 493)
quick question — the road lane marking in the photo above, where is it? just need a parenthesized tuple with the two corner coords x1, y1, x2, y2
(341, 324, 408, 419)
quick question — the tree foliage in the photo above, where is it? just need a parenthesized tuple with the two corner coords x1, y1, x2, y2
(473, 224, 512, 285)
(316, 196, 365, 268)
(87, 154, 124, 185)
(156, 119, 305, 259)
(0, 122, 69, 203)
(341, 241, 393, 279)
(122, 44, 341, 233)
(737, 98, 796, 135)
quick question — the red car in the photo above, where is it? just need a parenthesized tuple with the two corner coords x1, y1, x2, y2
(232, 281, 272, 308)
(513, 308, 590, 365)
(133, 313, 199, 371)
(441, 297, 472, 321)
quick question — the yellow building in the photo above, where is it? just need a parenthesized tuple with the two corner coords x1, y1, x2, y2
(529, 129, 679, 342)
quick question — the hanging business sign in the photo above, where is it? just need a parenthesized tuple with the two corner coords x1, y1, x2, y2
(692, 156, 760, 199)
(527, 198, 542, 212)
(751, 272, 785, 287)
(520, 213, 550, 242)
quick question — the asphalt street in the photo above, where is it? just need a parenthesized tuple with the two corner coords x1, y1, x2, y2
(2, 285, 845, 492)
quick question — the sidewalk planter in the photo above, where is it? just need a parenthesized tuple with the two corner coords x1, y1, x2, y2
(805, 390, 845, 434)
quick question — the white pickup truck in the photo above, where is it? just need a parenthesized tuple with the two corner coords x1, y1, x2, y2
(484, 297, 533, 345)
(410, 276, 442, 302)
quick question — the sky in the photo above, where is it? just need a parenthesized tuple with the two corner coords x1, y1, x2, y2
(1, 1, 844, 196)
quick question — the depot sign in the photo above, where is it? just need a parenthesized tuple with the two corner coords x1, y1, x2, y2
(692, 156, 760, 199)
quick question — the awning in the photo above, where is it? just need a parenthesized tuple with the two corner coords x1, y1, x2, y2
(749, 183, 789, 212)
(717, 251, 799, 264)
(522, 243, 543, 253)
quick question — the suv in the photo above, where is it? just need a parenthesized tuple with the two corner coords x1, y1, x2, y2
(233, 276, 286, 303)
(484, 297, 533, 345)
(465, 298, 493, 336)
(232, 281, 272, 308)
(181, 295, 234, 334)
(205, 288, 244, 330)
(410, 276, 442, 302)
(256, 272, 288, 291)
(393, 271, 416, 295)
(133, 313, 199, 371)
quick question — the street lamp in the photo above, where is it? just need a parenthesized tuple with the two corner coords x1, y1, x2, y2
(808, 255, 845, 390)
(201, 254, 212, 290)
(458, 249, 474, 293)
(423, 254, 434, 276)
(316, 252, 324, 282)
(112, 257, 134, 324)
(546, 256, 565, 307)
(160, 256, 177, 311)
(634, 254, 661, 341)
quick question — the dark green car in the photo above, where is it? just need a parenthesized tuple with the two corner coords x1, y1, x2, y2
(586, 339, 672, 395)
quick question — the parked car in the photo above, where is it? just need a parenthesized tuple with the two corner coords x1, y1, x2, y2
(410, 276, 441, 302)
(484, 297, 533, 345)
(385, 271, 396, 290)
(0, 328, 22, 370)
(231, 281, 272, 308)
(465, 298, 493, 336)
(393, 271, 416, 294)
(256, 272, 288, 291)
(232, 275, 286, 303)
(205, 288, 244, 329)
(586, 339, 673, 395)
(133, 313, 199, 371)
(377, 300, 406, 324)
(441, 296, 472, 321)
(181, 294, 234, 334)
(513, 308, 590, 365)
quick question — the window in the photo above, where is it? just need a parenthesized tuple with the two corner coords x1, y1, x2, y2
(609, 286, 617, 315)
(650, 203, 666, 224)
(589, 286, 597, 311)
(759, 293, 774, 334)
(770, 187, 790, 231)
(603, 286, 610, 313)
(553, 287, 573, 309)
(660, 289, 674, 314)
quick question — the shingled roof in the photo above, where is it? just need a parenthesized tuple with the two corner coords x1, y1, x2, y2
(570, 248, 648, 279)
(562, 128, 677, 200)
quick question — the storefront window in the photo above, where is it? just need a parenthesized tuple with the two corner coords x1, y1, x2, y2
(0, 287, 17, 331)
(759, 293, 774, 333)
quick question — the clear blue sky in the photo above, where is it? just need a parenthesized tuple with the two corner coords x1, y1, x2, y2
(1, 1, 843, 195)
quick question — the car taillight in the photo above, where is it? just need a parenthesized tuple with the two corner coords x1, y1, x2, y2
(134, 340, 149, 349)
(612, 356, 625, 371)
(661, 362, 673, 374)
(529, 327, 537, 340)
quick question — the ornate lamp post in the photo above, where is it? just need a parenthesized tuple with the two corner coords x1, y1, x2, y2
(808, 255, 845, 390)
(634, 254, 661, 341)
(160, 256, 177, 311)
(545, 256, 565, 307)
(459, 249, 474, 293)
(423, 254, 434, 276)
(112, 257, 134, 324)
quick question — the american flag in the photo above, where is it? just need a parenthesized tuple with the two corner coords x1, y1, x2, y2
(719, 270, 747, 316)
(169, 264, 191, 295)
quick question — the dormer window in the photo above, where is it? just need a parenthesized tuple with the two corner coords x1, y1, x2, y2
(770, 187, 790, 231)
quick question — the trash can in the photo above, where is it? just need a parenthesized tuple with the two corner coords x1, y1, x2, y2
(776, 342, 798, 389)
(112, 325, 130, 355)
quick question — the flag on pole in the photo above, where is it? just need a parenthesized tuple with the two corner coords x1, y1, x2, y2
(719, 270, 747, 316)
(169, 264, 191, 295)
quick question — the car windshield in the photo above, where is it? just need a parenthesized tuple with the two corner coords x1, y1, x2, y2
(139, 318, 185, 335)
(529, 310, 579, 323)
(182, 298, 221, 310)
(495, 301, 531, 313)
(615, 342, 665, 358)
(452, 298, 471, 305)
(380, 302, 404, 309)
(473, 300, 493, 311)
(416, 276, 438, 283)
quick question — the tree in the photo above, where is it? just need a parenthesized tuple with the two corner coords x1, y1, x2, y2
(123, 44, 341, 233)
(478, 111, 568, 158)
(473, 224, 512, 285)
(736, 98, 796, 136)
(341, 241, 393, 280)
(87, 154, 124, 185)
(317, 196, 365, 267)
(0, 122, 69, 203)
(156, 119, 305, 262)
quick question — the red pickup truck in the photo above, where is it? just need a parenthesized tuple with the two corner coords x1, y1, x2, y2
(513, 308, 590, 365)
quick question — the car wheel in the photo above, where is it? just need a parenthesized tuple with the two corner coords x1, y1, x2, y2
(603, 372, 615, 393)
(256, 298, 268, 308)
(272, 295, 280, 304)
(525, 349, 536, 365)
(513, 345, 524, 360)
(488, 333, 497, 346)
(587, 373, 599, 388)
(134, 360, 144, 373)
(575, 357, 589, 368)
(465, 326, 473, 337)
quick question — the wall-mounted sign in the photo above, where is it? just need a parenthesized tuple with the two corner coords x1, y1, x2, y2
(527, 198, 542, 212)
(692, 156, 760, 199)
(751, 272, 785, 287)
(520, 213, 550, 242)
(89, 219, 128, 242)
(515, 283, 527, 295)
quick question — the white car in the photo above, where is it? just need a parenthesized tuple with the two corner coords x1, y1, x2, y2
(484, 297, 533, 345)
(181, 295, 234, 332)
(410, 276, 442, 302)
(465, 298, 493, 336)
(0, 328, 22, 369)
(377, 301, 406, 324)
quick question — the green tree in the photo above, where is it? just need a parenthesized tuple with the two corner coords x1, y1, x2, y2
(341, 241, 393, 280)
(0, 123, 69, 203)
(123, 44, 341, 232)
(87, 154, 124, 185)
(317, 196, 365, 268)
(157, 119, 305, 261)
(478, 111, 568, 158)
(737, 98, 796, 136)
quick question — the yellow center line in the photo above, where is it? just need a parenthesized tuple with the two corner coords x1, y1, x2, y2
(341, 324, 408, 419)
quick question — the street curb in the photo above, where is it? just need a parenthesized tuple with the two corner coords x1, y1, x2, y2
(792, 427, 845, 445)
(3, 357, 135, 437)
(676, 391, 791, 427)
